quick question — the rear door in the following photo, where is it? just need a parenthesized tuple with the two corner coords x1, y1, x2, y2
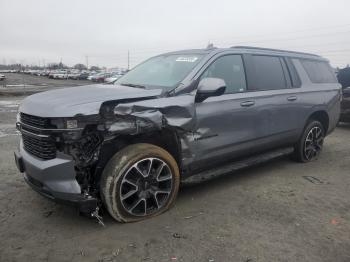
(244, 54, 301, 145)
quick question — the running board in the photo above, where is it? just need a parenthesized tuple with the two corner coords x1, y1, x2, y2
(182, 147, 294, 184)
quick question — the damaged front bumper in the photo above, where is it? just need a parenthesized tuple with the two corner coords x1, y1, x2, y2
(14, 140, 97, 213)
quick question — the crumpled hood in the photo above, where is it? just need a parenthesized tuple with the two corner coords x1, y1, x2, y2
(19, 84, 163, 117)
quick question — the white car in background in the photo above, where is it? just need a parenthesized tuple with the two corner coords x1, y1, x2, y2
(52, 70, 68, 79)
(0, 74, 5, 81)
(87, 74, 97, 80)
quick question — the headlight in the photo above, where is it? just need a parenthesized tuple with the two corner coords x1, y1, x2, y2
(66, 119, 78, 129)
(16, 112, 20, 123)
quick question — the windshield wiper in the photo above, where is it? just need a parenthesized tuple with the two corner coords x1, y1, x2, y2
(120, 83, 146, 89)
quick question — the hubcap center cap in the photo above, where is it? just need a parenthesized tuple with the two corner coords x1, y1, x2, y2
(144, 181, 149, 189)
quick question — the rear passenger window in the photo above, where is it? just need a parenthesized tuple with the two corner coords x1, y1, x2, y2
(250, 55, 287, 91)
(300, 60, 337, 83)
(200, 55, 246, 94)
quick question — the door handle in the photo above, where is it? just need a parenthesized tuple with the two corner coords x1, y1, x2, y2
(287, 96, 297, 101)
(240, 101, 255, 107)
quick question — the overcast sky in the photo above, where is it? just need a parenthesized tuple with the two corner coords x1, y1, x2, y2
(1, 0, 350, 68)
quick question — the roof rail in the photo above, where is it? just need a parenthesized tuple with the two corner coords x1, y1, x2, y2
(231, 46, 320, 57)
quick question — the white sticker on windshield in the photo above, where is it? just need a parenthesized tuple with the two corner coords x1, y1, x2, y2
(176, 57, 198, 62)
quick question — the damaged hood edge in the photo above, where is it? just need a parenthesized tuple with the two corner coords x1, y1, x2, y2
(19, 84, 163, 117)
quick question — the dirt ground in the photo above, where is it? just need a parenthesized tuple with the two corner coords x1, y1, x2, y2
(0, 96, 349, 262)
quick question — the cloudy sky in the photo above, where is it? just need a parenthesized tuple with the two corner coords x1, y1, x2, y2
(1, 0, 350, 68)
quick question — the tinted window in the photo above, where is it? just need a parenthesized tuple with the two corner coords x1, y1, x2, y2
(301, 60, 337, 83)
(251, 55, 287, 90)
(200, 55, 246, 93)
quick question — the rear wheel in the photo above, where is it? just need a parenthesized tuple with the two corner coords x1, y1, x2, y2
(100, 143, 180, 222)
(293, 120, 325, 162)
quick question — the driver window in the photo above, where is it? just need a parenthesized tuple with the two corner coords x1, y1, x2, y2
(200, 55, 247, 94)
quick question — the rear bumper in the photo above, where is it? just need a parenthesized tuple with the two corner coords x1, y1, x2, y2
(14, 140, 97, 213)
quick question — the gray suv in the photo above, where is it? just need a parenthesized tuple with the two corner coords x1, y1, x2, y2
(14, 46, 341, 222)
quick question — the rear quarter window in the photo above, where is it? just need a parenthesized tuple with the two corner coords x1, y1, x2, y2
(300, 60, 337, 83)
(250, 55, 287, 91)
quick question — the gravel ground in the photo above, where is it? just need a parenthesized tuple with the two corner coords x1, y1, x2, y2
(0, 96, 349, 262)
(0, 73, 93, 96)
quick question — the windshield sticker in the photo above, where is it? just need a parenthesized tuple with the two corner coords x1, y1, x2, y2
(176, 57, 199, 63)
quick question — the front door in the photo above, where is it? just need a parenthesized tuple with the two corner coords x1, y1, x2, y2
(191, 54, 270, 172)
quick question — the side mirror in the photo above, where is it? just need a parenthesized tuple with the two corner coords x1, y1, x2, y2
(195, 78, 226, 102)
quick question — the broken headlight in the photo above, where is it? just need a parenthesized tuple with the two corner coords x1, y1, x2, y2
(66, 119, 78, 129)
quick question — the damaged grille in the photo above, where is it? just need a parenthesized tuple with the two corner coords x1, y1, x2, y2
(22, 133, 56, 160)
(20, 113, 53, 129)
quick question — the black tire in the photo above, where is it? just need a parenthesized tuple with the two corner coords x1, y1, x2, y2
(100, 143, 180, 223)
(293, 120, 325, 163)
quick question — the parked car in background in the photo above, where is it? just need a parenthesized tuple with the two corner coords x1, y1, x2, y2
(0, 69, 17, 73)
(337, 67, 350, 122)
(14, 46, 341, 223)
(104, 73, 123, 83)
(91, 72, 111, 82)
(52, 70, 68, 79)
(52, 73, 66, 79)
(39, 70, 50, 76)
(87, 73, 97, 81)
(48, 71, 55, 79)
(340, 87, 350, 122)
(67, 73, 80, 80)
(30, 70, 40, 76)
(77, 72, 90, 80)
(0, 74, 5, 81)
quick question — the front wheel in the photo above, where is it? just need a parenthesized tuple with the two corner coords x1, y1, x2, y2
(100, 143, 180, 222)
(293, 120, 325, 162)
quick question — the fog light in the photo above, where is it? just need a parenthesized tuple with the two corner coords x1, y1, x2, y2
(66, 120, 78, 129)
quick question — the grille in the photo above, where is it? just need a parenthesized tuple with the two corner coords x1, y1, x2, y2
(22, 133, 56, 160)
(20, 113, 53, 129)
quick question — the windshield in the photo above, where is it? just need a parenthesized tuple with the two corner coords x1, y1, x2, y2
(115, 54, 203, 89)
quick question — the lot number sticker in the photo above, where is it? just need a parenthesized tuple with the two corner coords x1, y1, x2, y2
(176, 57, 199, 62)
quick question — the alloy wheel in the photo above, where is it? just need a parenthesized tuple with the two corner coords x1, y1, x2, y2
(120, 157, 173, 216)
(304, 126, 324, 161)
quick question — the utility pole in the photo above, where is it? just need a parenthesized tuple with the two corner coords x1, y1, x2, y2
(127, 50, 130, 70)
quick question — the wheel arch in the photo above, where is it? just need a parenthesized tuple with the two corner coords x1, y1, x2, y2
(95, 128, 182, 179)
(307, 110, 329, 133)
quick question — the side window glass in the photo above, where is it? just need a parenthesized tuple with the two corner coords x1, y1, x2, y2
(300, 60, 337, 83)
(200, 55, 247, 94)
(250, 55, 287, 91)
